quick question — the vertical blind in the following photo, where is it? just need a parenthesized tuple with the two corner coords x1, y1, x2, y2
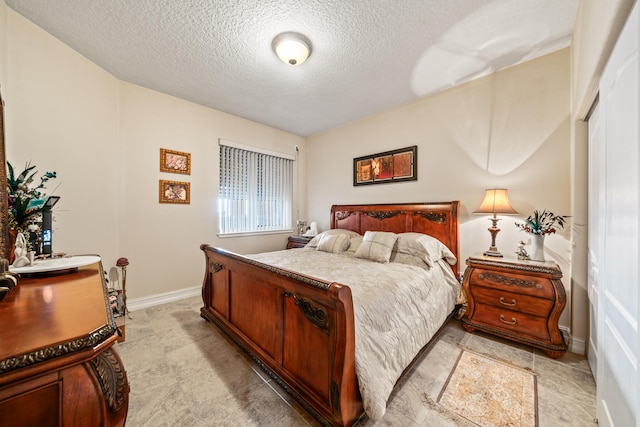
(219, 143, 293, 234)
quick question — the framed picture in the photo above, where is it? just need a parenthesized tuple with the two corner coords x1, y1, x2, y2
(160, 148, 191, 175)
(353, 145, 417, 186)
(159, 180, 190, 204)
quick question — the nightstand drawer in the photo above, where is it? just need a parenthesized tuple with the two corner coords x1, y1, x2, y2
(471, 268, 555, 299)
(473, 303, 550, 341)
(470, 285, 554, 317)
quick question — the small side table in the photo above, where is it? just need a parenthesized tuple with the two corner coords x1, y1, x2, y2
(286, 235, 313, 249)
(461, 255, 568, 358)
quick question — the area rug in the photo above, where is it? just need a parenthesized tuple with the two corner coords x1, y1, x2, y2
(436, 350, 538, 427)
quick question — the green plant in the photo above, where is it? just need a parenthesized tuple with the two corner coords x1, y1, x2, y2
(515, 209, 569, 236)
(7, 161, 57, 233)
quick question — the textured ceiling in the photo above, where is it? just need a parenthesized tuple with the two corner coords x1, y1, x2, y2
(6, 0, 579, 137)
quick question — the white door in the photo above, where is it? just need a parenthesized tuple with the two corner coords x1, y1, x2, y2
(596, 2, 639, 426)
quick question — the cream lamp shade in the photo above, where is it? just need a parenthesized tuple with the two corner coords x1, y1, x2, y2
(474, 189, 518, 257)
(272, 32, 312, 66)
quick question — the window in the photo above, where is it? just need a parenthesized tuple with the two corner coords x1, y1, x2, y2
(218, 140, 293, 235)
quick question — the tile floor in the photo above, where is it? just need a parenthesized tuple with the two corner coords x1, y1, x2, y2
(116, 296, 598, 426)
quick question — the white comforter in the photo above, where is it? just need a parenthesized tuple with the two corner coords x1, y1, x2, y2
(247, 249, 461, 420)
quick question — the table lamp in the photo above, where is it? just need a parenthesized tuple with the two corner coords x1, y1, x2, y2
(474, 189, 518, 257)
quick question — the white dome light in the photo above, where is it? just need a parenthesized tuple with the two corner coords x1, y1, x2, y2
(272, 32, 312, 66)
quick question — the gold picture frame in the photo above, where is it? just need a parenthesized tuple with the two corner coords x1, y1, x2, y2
(160, 148, 191, 175)
(354, 145, 417, 186)
(159, 180, 190, 204)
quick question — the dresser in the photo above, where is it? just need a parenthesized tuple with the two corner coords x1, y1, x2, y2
(461, 255, 567, 358)
(0, 261, 129, 426)
(286, 235, 313, 249)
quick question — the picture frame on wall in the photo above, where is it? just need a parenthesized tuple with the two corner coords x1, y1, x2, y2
(160, 148, 191, 175)
(353, 145, 417, 186)
(159, 180, 190, 204)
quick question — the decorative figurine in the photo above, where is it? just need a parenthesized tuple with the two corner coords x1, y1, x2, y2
(516, 240, 530, 260)
(12, 232, 35, 267)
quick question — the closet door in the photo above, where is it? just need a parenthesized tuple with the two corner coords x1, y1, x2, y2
(596, 2, 638, 426)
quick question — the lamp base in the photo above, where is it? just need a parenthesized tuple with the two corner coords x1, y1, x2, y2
(484, 217, 504, 257)
(483, 248, 504, 257)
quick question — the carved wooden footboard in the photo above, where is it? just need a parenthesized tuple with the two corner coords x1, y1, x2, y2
(200, 245, 363, 426)
(200, 202, 460, 426)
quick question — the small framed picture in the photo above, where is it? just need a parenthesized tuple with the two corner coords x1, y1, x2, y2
(159, 180, 190, 204)
(353, 145, 417, 186)
(160, 148, 191, 175)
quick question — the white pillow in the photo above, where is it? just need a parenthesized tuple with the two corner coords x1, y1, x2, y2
(392, 232, 457, 267)
(305, 229, 360, 248)
(354, 231, 398, 263)
(316, 233, 351, 253)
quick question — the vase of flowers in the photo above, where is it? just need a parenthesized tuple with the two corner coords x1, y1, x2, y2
(515, 209, 568, 262)
(6, 162, 57, 261)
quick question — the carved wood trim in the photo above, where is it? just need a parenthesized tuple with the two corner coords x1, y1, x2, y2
(335, 211, 353, 221)
(209, 261, 225, 273)
(461, 317, 567, 352)
(477, 272, 543, 289)
(0, 324, 117, 374)
(89, 348, 128, 413)
(365, 211, 401, 221)
(469, 257, 562, 277)
(283, 291, 328, 331)
(554, 279, 566, 303)
(415, 211, 447, 224)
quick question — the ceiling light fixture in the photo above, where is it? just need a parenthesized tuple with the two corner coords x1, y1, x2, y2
(272, 32, 312, 66)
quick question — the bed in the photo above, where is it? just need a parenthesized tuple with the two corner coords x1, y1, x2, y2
(200, 201, 461, 426)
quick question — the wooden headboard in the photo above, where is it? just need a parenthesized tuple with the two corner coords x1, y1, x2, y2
(330, 201, 460, 275)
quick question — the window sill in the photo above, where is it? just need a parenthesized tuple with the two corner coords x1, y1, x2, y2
(217, 229, 295, 239)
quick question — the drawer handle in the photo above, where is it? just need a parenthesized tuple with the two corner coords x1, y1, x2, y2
(500, 315, 517, 325)
(499, 297, 516, 306)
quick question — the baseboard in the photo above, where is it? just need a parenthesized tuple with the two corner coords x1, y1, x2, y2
(560, 325, 586, 355)
(597, 399, 613, 427)
(127, 286, 201, 312)
(569, 336, 586, 355)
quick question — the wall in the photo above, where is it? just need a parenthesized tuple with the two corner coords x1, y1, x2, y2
(5, 8, 121, 268)
(3, 8, 305, 302)
(118, 82, 304, 299)
(307, 49, 574, 330)
(572, 0, 637, 119)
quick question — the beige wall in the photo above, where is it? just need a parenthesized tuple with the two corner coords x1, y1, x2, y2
(308, 49, 573, 330)
(118, 82, 304, 298)
(572, 0, 637, 119)
(5, 8, 121, 267)
(2, 9, 305, 301)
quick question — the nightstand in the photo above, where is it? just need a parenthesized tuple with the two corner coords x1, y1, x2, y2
(461, 255, 567, 358)
(286, 235, 313, 249)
